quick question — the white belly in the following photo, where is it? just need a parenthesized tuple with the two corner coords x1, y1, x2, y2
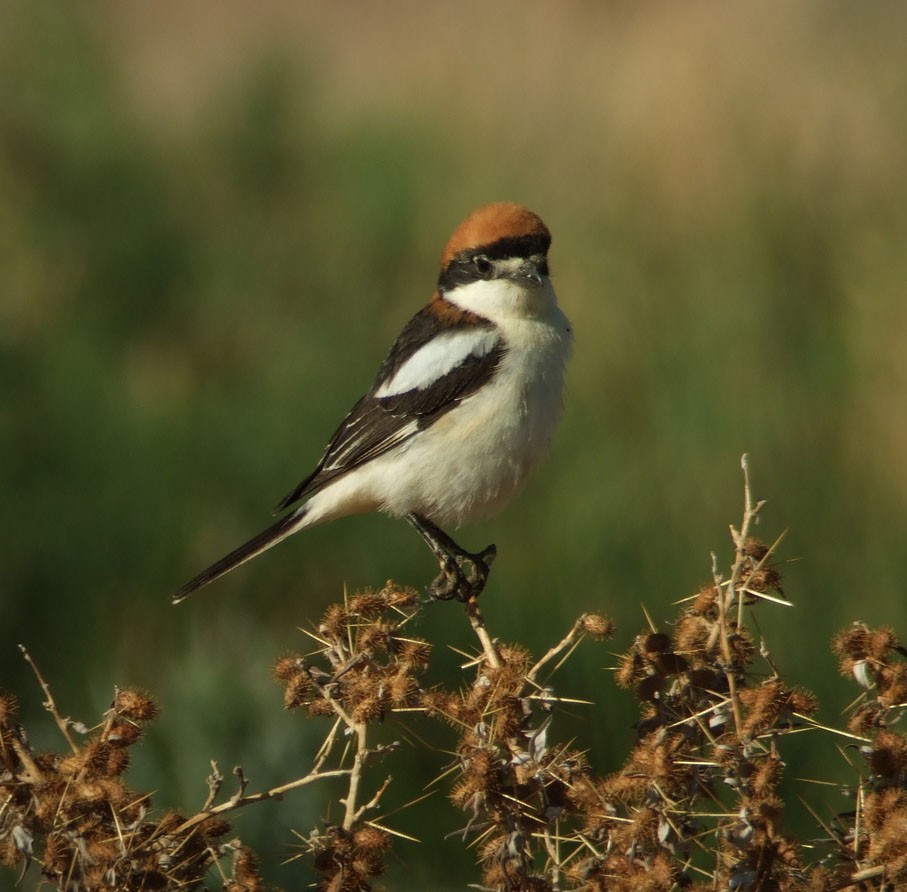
(370, 308, 571, 526)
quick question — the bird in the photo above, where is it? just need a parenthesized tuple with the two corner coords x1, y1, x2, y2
(172, 202, 573, 604)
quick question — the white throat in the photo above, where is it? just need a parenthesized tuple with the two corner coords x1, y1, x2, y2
(444, 277, 560, 325)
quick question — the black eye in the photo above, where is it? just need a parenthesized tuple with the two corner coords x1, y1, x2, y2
(473, 255, 494, 278)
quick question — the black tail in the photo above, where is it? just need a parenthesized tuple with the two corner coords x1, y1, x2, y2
(172, 507, 309, 604)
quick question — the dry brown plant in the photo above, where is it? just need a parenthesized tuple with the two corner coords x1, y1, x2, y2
(3, 457, 907, 890)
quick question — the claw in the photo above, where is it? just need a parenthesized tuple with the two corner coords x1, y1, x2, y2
(406, 513, 497, 601)
(431, 546, 495, 601)
(429, 557, 462, 600)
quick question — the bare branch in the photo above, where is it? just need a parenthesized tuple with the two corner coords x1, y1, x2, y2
(464, 597, 501, 670)
(18, 644, 78, 753)
(175, 768, 353, 834)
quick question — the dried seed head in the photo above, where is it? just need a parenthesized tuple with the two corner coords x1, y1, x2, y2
(674, 613, 714, 661)
(305, 698, 336, 718)
(420, 689, 459, 722)
(283, 673, 313, 710)
(868, 627, 901, 657)
(350, 693, 385, 723)
(106, 721, 142, 747)
(74, 779, 108, 805)
(728, 628, 756, 669)
(156, 809, 186, 833)
(743, 538, 769, 561)
(750, 756, 784, 798)
(398, 638, 432, 669)
(32, 778, 67, 822)
(690, 584, 720, 615)
(615, 648, 646, 689)
(199, 817, 232, 840)
(381, 583, 419, 609)
(58, 751, 88, 777)
(348, 590, 389, 617)
(788, 688, 818, 716)
(867, 731, 907, 782)
(81, 740, 115, 774)
(755, 794, 783, 823)
(832, 624, 872, 665)
(319, 604, 348, 640)
(496, 643, 532, 675)
(743, 563, 784, 595)
(114, 689, 159, 722)
(41, 834, 71, 873)
(388, 668, 419, 707)
(879, 664, 907, 707)
(230, 843, 263, 887)
(272, 654, 304, 681)
(682, 669, 719, 696)
(362, 619, 402, 654)
(450, 777, 485, 811)
(627, 805, 661, 845)
(352, 825, 390, 852)
(351, 850, 386, 878)
(104, 746, 131, 777)
(739, 681, 787, 738)
(481, 863, 509, 889)
(862, 788, 907, 831)
(581, 614, 614, 640)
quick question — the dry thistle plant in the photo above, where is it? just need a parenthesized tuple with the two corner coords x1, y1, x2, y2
(271, 583, 429, 891)
(829, 624, 907, 886)
(0, 659, 262, 890)
(536, 457, 905, 892)
(267, 582, 614, 891)
(420, 605, 614, 891)
(3, 457, 907, 891)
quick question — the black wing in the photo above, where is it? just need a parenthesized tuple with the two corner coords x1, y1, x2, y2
(274, 333, 506, 513)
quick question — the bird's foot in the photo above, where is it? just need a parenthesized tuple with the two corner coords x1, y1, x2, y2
(429, 544, 497, 601)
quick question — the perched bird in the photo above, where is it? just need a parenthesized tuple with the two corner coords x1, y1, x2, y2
(173, 202, 573, 604)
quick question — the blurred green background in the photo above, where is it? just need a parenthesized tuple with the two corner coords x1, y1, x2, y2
(3, 2, 907, 888)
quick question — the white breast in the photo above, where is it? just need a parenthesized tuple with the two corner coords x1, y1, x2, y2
(375, 278, 573, 525)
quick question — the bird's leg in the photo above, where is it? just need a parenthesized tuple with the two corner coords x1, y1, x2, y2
(405, 514, 497, 601)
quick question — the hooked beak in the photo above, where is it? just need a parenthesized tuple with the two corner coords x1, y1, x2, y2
(512, 257, 545, 286)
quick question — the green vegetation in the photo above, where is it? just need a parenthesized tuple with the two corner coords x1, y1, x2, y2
(2, 4, 907, 889)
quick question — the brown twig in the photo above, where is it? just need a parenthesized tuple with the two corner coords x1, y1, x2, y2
(527, 617, 586, 684)
(203, 760, 225, 811)
(710, 455, 767, 739)
(728, 454, 767, 626)
(342, 721, 369, 830)
(464, 596, 501, 670)
(175, 768, 353, 834)
(711, 552, 744, 737)
(350, 775, 394, 825)
(18, 644, 78, 753)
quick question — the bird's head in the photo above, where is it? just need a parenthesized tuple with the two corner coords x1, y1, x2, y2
(438, 203, 554, 319)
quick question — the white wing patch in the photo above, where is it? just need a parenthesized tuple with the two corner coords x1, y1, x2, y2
(374, 329, 501, 398)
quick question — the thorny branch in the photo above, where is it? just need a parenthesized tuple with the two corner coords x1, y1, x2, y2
(175, 767, 354, 834)
(4, 466, 907, 891)
(527, 615, 590, 684)
(18, 645, 79, 753)
(711, 454, 767, 738)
